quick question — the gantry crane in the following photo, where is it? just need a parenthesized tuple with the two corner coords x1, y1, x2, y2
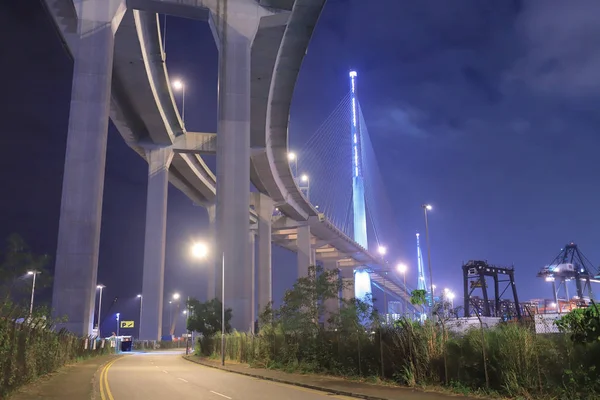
(462, 260, 521, 319)
(537, 242, 597, 308)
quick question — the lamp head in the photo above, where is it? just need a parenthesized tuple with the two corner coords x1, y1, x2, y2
(191, 242, 208, 259)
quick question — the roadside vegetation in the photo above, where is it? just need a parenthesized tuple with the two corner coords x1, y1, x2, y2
(194, 265, 600, 400)
(0, 234, 108, 398)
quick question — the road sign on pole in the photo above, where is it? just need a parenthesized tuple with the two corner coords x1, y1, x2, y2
(120, 321, 135, 329)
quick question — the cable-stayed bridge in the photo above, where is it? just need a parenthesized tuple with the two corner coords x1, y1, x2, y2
(44, 0, 423, 339)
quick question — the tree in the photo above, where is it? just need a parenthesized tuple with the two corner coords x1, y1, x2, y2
(0, 234, 51, 301)
(555, 303, 600, 344)
(410, 289, 427, 306)
(274, 265, 345, 333)
(186, 298, 232, 336)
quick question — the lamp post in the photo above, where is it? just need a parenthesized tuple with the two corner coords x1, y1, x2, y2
(422, 204, 434, 307)
(172, 79, 186, 127)
(137, 294, 143, 339)
(191, 241, 225, 365)
(168, 300, 172, 333)
(288, 152, 297, 177)
(220, 252, 225, 366)
(27, 270, 40, 315)
(171, 293, 181, 336)
(397, 263, 408, 314)
(96, 285, 105, 336)
(300, 174, 310, 200)
(377, 246, 388, 318)
(116, 312, 120, 354)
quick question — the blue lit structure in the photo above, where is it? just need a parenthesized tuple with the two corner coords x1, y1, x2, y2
(349, 71, 372, 304)
(416, 233, 429, 319)
(416, 233, 427, 291)
(349, 71, 368, 249)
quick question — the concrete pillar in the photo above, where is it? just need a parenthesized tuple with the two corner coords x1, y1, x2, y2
(206, 204, 217, 301)
(296, 225, 311, 278)
(253, 193, 273, 322)
(214, 9, 263, 331)
(310, 247, 316, 267)
(340, 268, 355, 303)
(51, 1, 126, 336)
(140, 148, 173, 340)
(248, 230, 256, 333)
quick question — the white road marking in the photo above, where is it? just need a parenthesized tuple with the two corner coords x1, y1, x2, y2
(178, 378, 188, 383)
(162, 370, 169, 374)
(209, 390, 232, 399)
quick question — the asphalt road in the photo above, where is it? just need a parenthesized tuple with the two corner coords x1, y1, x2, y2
(102, 351, 358, 400)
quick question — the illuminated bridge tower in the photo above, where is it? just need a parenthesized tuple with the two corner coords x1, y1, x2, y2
(416, 233, 427, 291)
(416, 233, 428, 319)
(349, 71, 373, 303)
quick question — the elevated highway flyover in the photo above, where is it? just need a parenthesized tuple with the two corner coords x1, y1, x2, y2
(44, 0, 416, 338)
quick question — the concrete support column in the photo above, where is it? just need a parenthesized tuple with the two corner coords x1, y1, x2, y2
(340, 268, 355, 303)
(51, 1, 126, 336)
(214, 15, 256, 331)
(310, 247, 316, 267)
(253, 193, 273, 323)
(140, 148, 173, 340)
(206, 204, 217, 301)
(248, 230, 256, 333)
(296, 225, 311, 278)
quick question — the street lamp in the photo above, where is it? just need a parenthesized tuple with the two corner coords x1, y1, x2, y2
(446, 291, 455, 309)
(137, 294, 143, 339)
(27, 270, 40, 316)
(397, 263, 407, 291)
(172, 79, 186, 127)
(96, 285, 105, 336)
(288, 152, 298, 177)
(300, 174, 310, 200)
(378, 246, 387, 256)
(173, 293, 181, 301)
(188, 240, 209, 350)
(115, 312, 120, 353)
(191, 242, 208, 259)
(421, 204, 435, 307)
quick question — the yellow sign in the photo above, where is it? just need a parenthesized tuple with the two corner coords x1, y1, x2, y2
(120, 321, 134, 329)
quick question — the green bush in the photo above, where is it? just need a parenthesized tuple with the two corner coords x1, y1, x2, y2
(0, 307, 109, 398)
(199, 321, 600, 399)
(194, 267, 600, 399)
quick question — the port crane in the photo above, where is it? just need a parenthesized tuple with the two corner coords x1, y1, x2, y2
(536, 243, 598, 308)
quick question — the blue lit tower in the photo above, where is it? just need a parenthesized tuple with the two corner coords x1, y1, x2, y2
(416, 233, 427, 291)
(349, 71, 368, 248)
(349, 71, 372, 303)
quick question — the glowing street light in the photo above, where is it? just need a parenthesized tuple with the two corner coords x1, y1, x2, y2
(287, 152, 296, 161)
(191, 242, 208, 259)
(173, 293, 181, 301)
(397, 263, 408, 294)
(172, 79, 186, 127)
(446, 290, 455, 308)
(137, 294, 143, 339)
(378, 246, 387, 256)
(96, 284, 105, 335)
(27, 270, 40, 315)
(299, 174, 310, 200)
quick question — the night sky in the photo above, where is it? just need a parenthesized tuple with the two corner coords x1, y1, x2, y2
(2, 0, 599, 335)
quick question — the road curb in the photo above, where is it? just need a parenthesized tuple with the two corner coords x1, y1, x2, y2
(182, 356, 388, 400)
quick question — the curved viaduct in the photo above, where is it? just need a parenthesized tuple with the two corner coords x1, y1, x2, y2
(44, 0, 407, 338)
